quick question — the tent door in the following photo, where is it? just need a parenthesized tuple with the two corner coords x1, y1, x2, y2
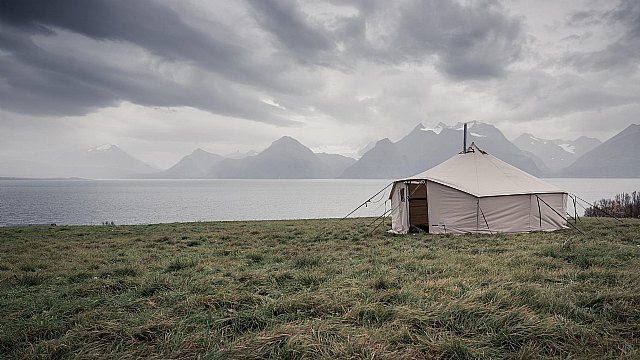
(408, 182, 429, 232)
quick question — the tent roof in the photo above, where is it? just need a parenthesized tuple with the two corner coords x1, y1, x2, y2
(397, 143, 565, 197)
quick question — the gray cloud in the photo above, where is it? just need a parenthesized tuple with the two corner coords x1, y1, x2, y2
(0, 0, 528, 124)
(0, 0, 298, 125)
(246, 0, 525, 79)
(563, 0, 640, 72)
(0, 24, 295, 125)
(0, 0, 638, 164)
(247, 0, 335, 66)
(0, 0, 279, 87)
(0, 32, 115, 116)
(607, 0, 640, 38)
(390, 1, 524, 79)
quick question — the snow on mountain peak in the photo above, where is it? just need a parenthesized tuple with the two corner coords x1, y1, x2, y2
(423, 122, 452, 134)
(522, 133, 548, 145)
(558, 143, 576, 154)
(423, 121, 482, 134)
(454, 121, 477, 131)
(88, 144, 117, 152)
(428, 122, 449, 134)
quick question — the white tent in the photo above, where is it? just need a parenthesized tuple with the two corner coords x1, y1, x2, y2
(389, 143, 567, 234)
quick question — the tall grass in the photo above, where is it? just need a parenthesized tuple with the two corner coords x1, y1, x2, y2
(0, 217, 638, 359)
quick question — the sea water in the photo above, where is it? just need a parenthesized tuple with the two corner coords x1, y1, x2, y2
(1, 178, 638, 226)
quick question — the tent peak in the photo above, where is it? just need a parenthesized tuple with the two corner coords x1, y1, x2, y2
(460, 142, 487, 154)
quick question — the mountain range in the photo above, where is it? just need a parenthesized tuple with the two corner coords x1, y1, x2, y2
(152, 149, 225, 179)
(513, 133, 601, 171)
(556, 124, 640, 177)
(0, 144, 158, 179)
(1, 122, 638, 179)
(341, 122, 542, 178)
(207, 136, 355, 179)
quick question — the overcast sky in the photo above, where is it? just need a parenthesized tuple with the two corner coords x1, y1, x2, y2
(0, 0, 638, 168)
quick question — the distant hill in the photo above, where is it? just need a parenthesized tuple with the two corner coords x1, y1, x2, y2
(315, 153, 357, 178)
(340, 138, 409, 179)
(513, 134, 601, 171)
(153, 149, 224, 178)
(357, 140, 378, 157)
(341, 122, 543, 178)
(557, 124, 640, 177)
(0, 144, 159, 179)
(208, 136, 354, 179)
(224, 150, 259, 159)
(53, 144, 158, 179)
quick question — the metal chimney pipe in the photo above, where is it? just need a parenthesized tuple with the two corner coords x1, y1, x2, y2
(463, 123, 468, 153)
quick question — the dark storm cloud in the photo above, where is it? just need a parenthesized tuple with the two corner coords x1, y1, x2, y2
(0, 0, 279, 87)
(247, 0, 335, 65)
(245, 0, 525, 79)
(0, 0, 297, 125)
(0, 25, 116, 116)
(0, 0, 528, 123)
(494, 71, 636, 123)
(0, 24, 293, 125)
(607, 0, 640, 37)
(564, 0, 640, 72)
(388, 0, 524, 79)
(566, 10, 603, 27)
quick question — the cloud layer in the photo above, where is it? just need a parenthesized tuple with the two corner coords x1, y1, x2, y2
(0, 0, 638, 167)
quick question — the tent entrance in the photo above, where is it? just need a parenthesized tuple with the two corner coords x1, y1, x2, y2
(408, 182, 429, 232)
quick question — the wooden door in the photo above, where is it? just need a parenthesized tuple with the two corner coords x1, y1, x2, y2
(408, 182, 429, 231)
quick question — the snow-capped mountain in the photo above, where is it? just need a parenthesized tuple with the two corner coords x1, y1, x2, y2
(207, 136, 355, 179)
(341, 121, 543, 178)
(87, 144, 117, 152)
(513, 134, 573, 171)
(557, 124, 640, 177)
(54, 144, 158, 178)
(513, 134, 601, 171)
(552, 136, 601, 157)
(0, 144, 158, 179)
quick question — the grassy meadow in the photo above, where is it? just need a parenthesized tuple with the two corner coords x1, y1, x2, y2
(0, 217, 639, 359)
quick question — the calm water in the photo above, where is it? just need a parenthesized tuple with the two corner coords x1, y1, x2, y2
(1, 178, 638, 226)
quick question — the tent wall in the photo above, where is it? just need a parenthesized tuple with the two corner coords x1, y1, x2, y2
(427, 181, 478, 234)
(531, 193, 567, 232)
(427, 182, 567, 234)
(478, 195, 536, 233)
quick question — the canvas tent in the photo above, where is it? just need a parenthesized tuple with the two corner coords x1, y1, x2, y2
(389, 143, 567, 234)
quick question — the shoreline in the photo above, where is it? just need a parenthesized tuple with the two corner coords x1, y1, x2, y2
(0, 217, 365, 228)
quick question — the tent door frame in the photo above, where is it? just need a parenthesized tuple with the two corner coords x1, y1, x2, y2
(408, 180, 429, 232)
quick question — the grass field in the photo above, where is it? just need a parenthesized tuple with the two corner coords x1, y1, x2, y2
(1, 217, 639, 359)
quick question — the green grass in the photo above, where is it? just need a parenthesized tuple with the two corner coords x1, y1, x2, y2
(0, 218, 639, 359)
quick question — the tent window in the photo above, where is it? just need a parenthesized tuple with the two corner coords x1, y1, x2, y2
(400, 188, 405, 202)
